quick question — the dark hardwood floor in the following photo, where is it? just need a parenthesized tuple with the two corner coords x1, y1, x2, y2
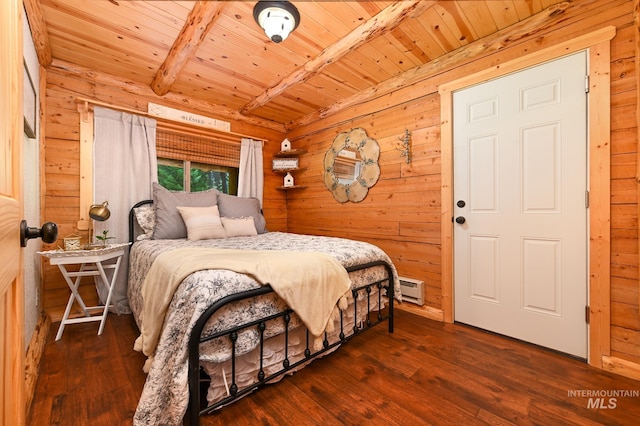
(28, 309, 640, 425)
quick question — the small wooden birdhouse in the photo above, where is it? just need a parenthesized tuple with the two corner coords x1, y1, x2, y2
(283, 172, 295, 187)
(280, 138, 291, 151)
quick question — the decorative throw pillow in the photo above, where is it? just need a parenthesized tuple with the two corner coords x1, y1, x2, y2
(134, 205, 156, 240)
(176, 205, 226, 241)
(217, 192, 267, 234)
(221, 217, 258, 237)
(152, 182, 219, 239)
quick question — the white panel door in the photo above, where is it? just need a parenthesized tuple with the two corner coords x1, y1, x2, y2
(453, 52, 588, 358)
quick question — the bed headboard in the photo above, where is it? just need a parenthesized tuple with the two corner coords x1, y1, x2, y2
(129, 199, 153, 243)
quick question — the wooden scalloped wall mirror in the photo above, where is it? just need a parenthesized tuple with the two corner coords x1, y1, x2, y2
(323, 128, 380, 203)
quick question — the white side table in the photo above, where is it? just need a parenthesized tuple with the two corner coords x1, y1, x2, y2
(39, 243, 130, 340)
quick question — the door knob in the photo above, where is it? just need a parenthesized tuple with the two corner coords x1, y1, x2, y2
(20, 220, 58, 247)
(455, 216, 466, 224)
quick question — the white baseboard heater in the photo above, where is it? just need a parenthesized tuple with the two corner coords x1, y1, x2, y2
(398, 276, 424, 306)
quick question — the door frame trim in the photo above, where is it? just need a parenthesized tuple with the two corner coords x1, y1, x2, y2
(439, 26, 615, 368)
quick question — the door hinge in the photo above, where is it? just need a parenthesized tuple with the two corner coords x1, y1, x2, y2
(585, 75, 590, 93)
(585, 305, 590, 324)
(585, 190, 589, 208)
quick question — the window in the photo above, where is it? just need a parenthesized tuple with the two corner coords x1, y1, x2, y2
(155, 126, 240, 194)
(158, 158, 238, 193)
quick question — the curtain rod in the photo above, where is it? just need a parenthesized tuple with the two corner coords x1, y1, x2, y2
(74, 97, 267, 142)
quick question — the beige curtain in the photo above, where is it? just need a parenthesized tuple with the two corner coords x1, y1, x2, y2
(238, 138, 264, 203)
(93, 106, 158, 313)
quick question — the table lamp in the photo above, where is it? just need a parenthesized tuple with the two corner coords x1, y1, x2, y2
(87, 201, 110, 246)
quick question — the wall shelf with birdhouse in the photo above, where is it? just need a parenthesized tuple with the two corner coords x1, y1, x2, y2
(273, 140, 306, 190)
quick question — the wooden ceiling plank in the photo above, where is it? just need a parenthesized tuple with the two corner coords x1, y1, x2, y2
(484, 1, 523, 30)
(47, 47, 152, 85)
(151, 1, 227, 96)
(250, 93, 319, 121)
(39, 4, 178, 84)
(301, 74, 358, 104)
(197, 38, 303, 87)
(386, 27, 431, 66)
(117, 0, 195, 30)
(512, 1, 537, 20)
(319, 61, 380, 92)
(374, 36, 422, 72)
(239, 0, 433, 115)
(455, 0, 499, 36)
(339, 49, 395, 83)
(418, 6, 462, 53)
(44, 26, 161, 83)
(181, 60, 267, 95)
(433, 1, 478, 45)
(286, 3, 343, 49)
(169, 75, 261, 111)
(344, 1, 387, 19)
(289, 1, 572, 129)
(41, 0, 183, 48)
(352, 38, 406, 76)
(24, 0, 53, 66)
(294, 1, 353, 38)
(399, 13, 447, 60)
(44, 17, 166, 64)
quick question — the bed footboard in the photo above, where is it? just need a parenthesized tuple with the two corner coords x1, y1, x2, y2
(187, 260, 395, 425)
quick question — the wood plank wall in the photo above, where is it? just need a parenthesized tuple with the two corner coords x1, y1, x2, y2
(40, 0, 639, 370)
(285, 0, 640, 366)
(42, 65, 286, 320)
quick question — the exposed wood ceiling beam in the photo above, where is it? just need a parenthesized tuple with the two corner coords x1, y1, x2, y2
(239, 0, 434, 115)
(288, 1, 573, 130)
(23, 0, 53, 66)
(151, 1, 226, 96)
(49, 59, 286, 133)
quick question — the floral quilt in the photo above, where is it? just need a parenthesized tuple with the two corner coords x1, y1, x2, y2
(128, 231, 399, 426)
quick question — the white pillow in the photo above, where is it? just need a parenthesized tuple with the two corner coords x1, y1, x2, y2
(176, 205, 226, 241)
(221, 217, 258, 237)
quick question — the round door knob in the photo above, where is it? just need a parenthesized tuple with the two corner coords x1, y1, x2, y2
(455, 216, 466, 224)
(20, 220, 58, 247)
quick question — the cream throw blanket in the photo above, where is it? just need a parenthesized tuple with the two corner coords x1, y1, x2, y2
(134, 247, 351, 367)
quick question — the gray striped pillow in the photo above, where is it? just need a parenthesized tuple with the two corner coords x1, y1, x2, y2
(217, 193, 267, 234)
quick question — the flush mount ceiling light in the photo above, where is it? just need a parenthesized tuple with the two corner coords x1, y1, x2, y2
(253, 1, 300, 43)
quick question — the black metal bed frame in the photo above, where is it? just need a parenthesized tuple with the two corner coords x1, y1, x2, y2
(128, 200, 394, 426)
(187, 261, 394, 425)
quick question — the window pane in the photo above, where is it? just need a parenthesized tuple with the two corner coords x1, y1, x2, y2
(191, 161, 238, 195)
(157, 158, 184, 191)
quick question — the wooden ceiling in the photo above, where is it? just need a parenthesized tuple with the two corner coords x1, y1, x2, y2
(25, 0, 566, 130)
